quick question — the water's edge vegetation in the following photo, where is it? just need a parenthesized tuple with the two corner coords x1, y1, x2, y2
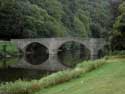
(0, 56, 123, 94)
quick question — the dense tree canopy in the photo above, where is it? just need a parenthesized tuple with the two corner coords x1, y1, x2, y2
(113, 1, 125, 35)
(0, 0, 114, 39)
(111, 1, 125, 51)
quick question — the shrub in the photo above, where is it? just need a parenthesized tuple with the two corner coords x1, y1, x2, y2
(111, 50, 125, 55)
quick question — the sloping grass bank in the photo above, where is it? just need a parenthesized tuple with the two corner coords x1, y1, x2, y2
(34, 56, 125, 94)
(0, 59, 107, 94)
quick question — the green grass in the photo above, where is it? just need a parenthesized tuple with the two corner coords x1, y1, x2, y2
(0, 59, 106, 94)
(0, 56, 124, 94)
(34, 57, 125, 94)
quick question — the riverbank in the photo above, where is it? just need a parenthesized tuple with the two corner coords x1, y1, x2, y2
(35, 55, 125, 94)
(0, 57, 18, 69)
(0, 55, 124, 94)
(0, 41, 18, 58)
(0, 56, 125, 94)
(0, 41, 19, 68)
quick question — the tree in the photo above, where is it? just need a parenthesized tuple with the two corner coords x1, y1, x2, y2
(0, 0, 114, 39)
(111, 1, 125, 50)
(113, 1, 125, 35)
(0, 0, 24, 39)
(0, 0, 66, 39)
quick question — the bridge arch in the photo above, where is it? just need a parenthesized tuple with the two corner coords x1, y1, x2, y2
(97, 44, 110, 58)
(24, 42, 49, 65)
(55, 39, 91, 51)
(11, 38, 107, 71)
(57, 40, 91, 67)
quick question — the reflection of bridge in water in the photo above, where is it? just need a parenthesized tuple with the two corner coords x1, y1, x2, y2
(11, 38, 107, 71)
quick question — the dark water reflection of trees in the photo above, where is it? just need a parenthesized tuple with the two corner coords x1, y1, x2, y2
(0, 58, 51, 83)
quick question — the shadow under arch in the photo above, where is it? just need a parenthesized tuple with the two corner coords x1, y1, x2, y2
(97, 45, 110, 59)
(24, 42, 49, 65)
(57, 41, 90, 68)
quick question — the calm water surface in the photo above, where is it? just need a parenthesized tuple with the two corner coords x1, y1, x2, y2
(0, 53, 86, 83)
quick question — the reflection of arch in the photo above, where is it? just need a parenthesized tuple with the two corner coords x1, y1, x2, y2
(57, 41, 91, 67)
(24, 42, 49, 65)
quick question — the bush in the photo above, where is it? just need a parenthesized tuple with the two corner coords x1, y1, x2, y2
(111, 50, 125, 55)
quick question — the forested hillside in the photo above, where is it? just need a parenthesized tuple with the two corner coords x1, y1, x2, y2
(0, 0, 117, 39)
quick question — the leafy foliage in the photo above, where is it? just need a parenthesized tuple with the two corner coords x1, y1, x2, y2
(0, 0, 113, 39)
(113, 1, 125, 34)
(112, 1, 125, 51)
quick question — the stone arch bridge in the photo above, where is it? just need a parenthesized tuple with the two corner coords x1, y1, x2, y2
(11, 38, 107, 71)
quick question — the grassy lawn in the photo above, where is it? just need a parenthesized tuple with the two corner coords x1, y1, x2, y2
(34, 57, 125, 94)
